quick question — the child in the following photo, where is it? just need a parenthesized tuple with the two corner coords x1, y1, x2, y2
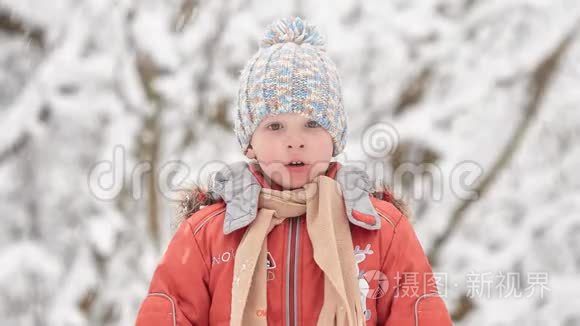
(135, 16, 452, 326)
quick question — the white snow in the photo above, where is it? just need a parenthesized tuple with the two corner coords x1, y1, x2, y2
(1, 0, 580, 325)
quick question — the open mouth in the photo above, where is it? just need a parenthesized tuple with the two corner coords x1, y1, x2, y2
(286, 161, 306, 167)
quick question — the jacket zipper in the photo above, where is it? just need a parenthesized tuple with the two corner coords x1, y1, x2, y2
(286, 217, 301, 326)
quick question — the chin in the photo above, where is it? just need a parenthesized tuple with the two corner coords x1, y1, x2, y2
(278, 176, 312, 190)
(286, 183, 306, 190)
(277, 180, 303, 190)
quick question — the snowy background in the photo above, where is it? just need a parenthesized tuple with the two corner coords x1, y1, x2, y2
(1, 0, 580, 325)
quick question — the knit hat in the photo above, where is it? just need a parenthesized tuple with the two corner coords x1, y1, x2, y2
(234, 16, 348, 157)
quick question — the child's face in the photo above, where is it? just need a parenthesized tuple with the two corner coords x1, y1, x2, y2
(246, 112, 334, 190)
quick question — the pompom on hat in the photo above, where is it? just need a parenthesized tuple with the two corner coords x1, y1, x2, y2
(234, 16, 347, 157)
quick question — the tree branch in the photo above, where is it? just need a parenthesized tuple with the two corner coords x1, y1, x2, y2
(0, 8, 45, 48)
(428, 19, 580, 323)
(428, 21, 580, 267)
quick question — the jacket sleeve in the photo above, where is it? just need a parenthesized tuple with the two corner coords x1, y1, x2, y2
(135, 219, 211, 326)
(377, 214, 453, 326)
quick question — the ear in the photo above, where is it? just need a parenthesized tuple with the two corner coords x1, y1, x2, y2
(245, 145, 256, 159)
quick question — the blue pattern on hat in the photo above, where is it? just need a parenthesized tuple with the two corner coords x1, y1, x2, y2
(234, 16, 348, 157)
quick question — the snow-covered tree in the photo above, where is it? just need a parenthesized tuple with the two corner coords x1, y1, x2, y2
(1, 0, 579, 325)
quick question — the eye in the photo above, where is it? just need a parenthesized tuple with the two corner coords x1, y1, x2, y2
(306, 120, 320, 128)
(267, 122, 282, 131)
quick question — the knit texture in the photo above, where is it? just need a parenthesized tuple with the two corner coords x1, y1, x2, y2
(234, 16, 348, 157)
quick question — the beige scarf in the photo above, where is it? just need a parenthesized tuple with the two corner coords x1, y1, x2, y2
(230, 175, 366, 325)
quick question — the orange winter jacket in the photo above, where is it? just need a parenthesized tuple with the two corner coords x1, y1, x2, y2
(135, 162, 452, 326)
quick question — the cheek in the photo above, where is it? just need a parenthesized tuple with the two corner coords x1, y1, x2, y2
(310, 132, 334, 157)
(252, 132, 275, 156)
(254, 138, 282, 161)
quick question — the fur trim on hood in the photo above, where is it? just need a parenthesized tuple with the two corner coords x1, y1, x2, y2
(172, 179, 410, 231)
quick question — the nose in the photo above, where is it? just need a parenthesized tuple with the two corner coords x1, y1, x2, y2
(286, 136, 305, 149)
(288, 143, 305, 149)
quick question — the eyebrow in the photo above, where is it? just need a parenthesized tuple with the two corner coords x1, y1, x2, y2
(263, 117, 313, 124)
